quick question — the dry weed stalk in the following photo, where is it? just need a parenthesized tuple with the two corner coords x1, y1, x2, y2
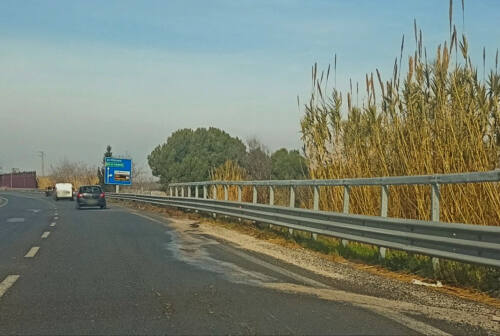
(300, 4, 500, 225)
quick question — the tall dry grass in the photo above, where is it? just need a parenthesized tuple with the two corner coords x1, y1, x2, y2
(38, 175, 99, 191)
(206, 5, 499, 290)
(41, 159, 99, 190)
(37, 176, 55, 190)
(210, 160, 310, 206)
(210, 160, 253, 201)
(300, 3, 500, 225)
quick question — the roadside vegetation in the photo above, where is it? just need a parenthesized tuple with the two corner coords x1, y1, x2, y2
(301, 2, 499, 225)
(145, 1, 499, 296)
(207, 156, 499, 295)
(38, 159, 99, 190)
(148, 128, 247, 185)
(297, 0, 499, 294)
(148, 128, 308, 188)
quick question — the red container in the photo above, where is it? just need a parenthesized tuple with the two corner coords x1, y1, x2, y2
(0, 171, 38, 189)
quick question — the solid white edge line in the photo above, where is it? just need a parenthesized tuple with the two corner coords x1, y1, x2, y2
(24, 246, 40, 258)
(0, 275, 20, 298)
(41, 231, 50, 239)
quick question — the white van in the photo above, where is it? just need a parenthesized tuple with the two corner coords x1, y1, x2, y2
(54, 183, 74, 201)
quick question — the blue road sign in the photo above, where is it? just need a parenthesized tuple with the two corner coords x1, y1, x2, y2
(104, 158, 132, 185)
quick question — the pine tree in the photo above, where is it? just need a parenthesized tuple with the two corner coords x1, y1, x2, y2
(98, 145, 112, 186)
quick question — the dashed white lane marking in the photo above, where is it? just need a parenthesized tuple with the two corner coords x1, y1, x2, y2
(41, 231, 50, 239)
(54, 216, 59, 220)
(0, 197, 8, 208)
(25, 247, 40, 258)
(50, 222, 56, 227)
(6, 218, 25, 223)
(0, 275, 20, 299)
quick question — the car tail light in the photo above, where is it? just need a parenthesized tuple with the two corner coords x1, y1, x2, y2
(100, 192, 105, 198)
(77, 193, 83, 198)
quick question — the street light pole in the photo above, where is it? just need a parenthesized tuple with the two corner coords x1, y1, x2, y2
(37, 151, 45, 176)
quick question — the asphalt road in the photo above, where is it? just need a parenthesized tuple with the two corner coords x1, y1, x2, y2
(0, 191, 423, 335)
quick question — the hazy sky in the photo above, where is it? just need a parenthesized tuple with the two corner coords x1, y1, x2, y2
(1, 0, 499, 175)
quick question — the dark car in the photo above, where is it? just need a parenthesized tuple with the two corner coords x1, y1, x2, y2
(76, 185, 106, 209)
(45, 186, 54, 197)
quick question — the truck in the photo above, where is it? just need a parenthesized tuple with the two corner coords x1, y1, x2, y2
(54, 183, 74, 201)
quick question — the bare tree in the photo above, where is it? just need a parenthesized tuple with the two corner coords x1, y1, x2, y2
(242, 138, 272, 180)
(49, 159, 99, 188)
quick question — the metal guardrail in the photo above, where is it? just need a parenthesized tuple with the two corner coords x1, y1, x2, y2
(169, 170, 500, 187)
(167, 170, 500, 222)
(109, 170, 500, 268)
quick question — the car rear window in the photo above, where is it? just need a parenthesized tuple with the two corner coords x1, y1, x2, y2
(80, 186, 102, 193)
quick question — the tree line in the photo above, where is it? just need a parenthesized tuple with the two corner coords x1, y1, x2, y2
(147, 127, 307, 186)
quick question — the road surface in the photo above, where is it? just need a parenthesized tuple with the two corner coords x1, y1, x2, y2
(0, 191, 472, 335)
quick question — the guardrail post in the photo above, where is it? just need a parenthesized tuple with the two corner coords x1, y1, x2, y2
(175, 187, 179, 197)
(312, 186, 320, 240)
(313, 186, 319, 210)
(169, 187, 173, 197)
(431, 183, 440, 222)
(268, 186, 275, 229)
(252, 186, 258, 226)
(432, 257, 440, 272)
(379, 185, 389, 259)
(212, 185, 217, 219)
(181, 187, 185, 198)
(193, 187, 199, 212)
(224, 185, 228, 201)
(236, 185, 242, 222)
(187, 186, 191, 198)
(288, 186, 295, 235)
(431, 183, 441, 271)
(381, 185, 388, 217)
(343, 185, 350, 213)
(342, 185, 350, 247)
(203, 185, 207, 199)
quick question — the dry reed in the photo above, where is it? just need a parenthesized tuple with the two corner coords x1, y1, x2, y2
(300, 2, 500, 226)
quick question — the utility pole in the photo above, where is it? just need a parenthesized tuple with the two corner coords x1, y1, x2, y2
(37, 151, 45, 176)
